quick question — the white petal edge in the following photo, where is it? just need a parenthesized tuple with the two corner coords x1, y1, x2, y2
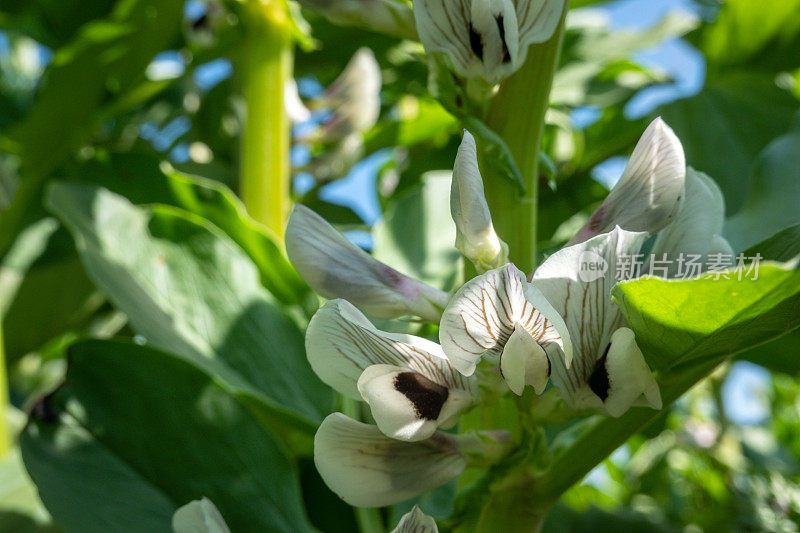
(515, 0, 567, 64)
(650, 167, 733, 272)
(286, 205, 449, 321)
(172, 498, 231, 533)
(571, 118, 686, 244)
(392, 505, 439, 533)
(306, 299, 476, 400)
(314, 413, 466, 507)
(413, 0, 476, 78)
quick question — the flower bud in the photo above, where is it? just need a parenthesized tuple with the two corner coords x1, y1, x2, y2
(451, 131, 508, 272)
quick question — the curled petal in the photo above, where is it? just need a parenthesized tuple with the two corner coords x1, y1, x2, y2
(286, 205, 449, 322)
(314, 413, 466, 507)
(571, 118, 686, 245)
(451, 131, 508, 272)
(533, 227, 660, 415)
(650, 167, 733, 274)
(392, 506, 439, 533)
(357, 364, 473, 441)
(306, 299, 475, 398)
(439, 264, 571, 378)
(499, 324, 550, 395)
(584, 328, 662, 417)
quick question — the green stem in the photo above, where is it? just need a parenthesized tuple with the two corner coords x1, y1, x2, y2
(533, 361, 720, 498)
(483, 7, 567, 273)
(239, 0, 293, 243)
(0, 318, 9, 457)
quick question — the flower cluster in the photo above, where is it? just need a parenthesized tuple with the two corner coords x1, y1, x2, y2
(285, 117, 731, 508)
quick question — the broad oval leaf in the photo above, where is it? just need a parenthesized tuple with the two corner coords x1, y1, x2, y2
(45, 183, 332, 449)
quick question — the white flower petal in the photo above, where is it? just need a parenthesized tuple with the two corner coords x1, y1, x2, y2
(499, 324, 550, 395)
(172, 498, 231, 533)
(392, 506, 439, 533)
(515, 0, 567, 64)
(306, 299, 476, 402)
(359, 364, 465, 442)
(413, 0, 476, 78)
(439, 264, 571, 378)
(285, 79, 311, 123)
(468, 0, 520, 81)
(314, 413, 466, 507)
(286, 205, 449, 321)
(414, 0, 565, 83)
(451, 131, 508, 272)
(320, 48, 382, 142)
(650, 167, 733, 273)
(592, 328, 662, 417)
(533, 227, 653, 411)
(571, 118, 686, 244)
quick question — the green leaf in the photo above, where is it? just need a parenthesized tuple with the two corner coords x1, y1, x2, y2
(744, 223, 800, 263)
(22, 339, 315, 532)
(612, 262, 800, 373)
(657, 73, 799, 214)
(0, 0, 184, 258)
(45, 183, 332, 449)
(725, 132, 800, 252)
(737, 330, 800, 376)
(373, 171, 462, 292)
(164, 168, 311, 306)
(0, 0, 116, 48)
(1, 221, 101, 364)
(72, 152, 311, 306)
(695, 0, 800, 72)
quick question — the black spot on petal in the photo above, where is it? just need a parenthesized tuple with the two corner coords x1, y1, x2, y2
(394, 372, 449, 421)
(468, 22, 484, 61)
(588, 344, 611, 402)
(495, 15, 511, 63)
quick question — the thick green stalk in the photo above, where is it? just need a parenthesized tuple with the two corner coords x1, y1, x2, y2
(483, 8, 567, 273)
(533, 361, 720, 499)
(0, 319, 8, 457)
(239, 0, 293, 242)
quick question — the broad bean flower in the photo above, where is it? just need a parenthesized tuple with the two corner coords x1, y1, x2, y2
(286, 116, 731, 509)
(414, 0, 567, 83)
